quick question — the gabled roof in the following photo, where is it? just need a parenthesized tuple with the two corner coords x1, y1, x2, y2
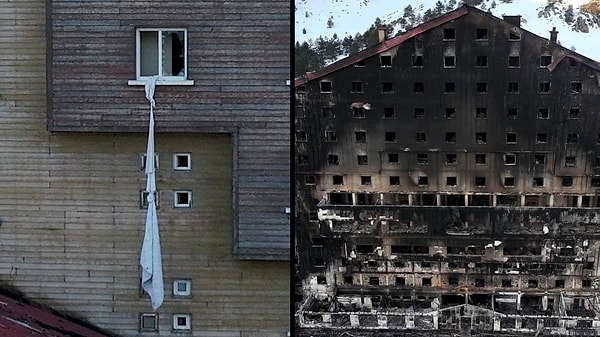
(0, 290, 117, 337)
(295, 5, 600, 87)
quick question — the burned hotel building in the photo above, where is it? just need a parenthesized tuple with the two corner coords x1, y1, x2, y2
(295, 5, 600, 336)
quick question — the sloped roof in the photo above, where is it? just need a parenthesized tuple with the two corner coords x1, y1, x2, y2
(295, 5, 600, 87)
(0, 290, 117, 337)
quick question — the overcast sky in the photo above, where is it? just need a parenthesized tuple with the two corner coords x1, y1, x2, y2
(295, 0, 600, 61)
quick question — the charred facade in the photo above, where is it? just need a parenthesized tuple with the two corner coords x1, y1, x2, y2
(295, 6, 600, 335)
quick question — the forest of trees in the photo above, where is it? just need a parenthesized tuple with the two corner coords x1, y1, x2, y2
(295, 0, 600, 77)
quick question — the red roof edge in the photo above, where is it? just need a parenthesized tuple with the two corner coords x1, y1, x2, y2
(548, 53, 600, 72)
(0, 290, 119, 337)
(295, 6, 470, 87)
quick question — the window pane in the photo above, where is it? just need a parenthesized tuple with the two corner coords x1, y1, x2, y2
(162, 31, 186, 76)
(140, 31, 159, 76)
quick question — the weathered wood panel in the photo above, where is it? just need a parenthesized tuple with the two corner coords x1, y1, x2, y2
(0, 1, 289, 336)
(48, 0, 291, 260)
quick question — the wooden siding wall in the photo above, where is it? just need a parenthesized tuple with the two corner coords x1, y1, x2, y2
(0, 1, 289, 336)
(48, 0, 291, 260)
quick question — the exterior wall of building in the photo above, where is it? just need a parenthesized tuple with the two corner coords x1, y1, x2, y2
(0, 1, 289, 336)
(48, 0, 291, 260)
(295, 6, 600, 335)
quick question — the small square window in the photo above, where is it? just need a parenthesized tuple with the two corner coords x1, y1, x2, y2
(418, 176, 429, 186)
(354, 60, 365, 67)
(172, 313, 192, 331)
(417, 153, 428, 164)
(507, 108, 518, 119)
(422, 277, 432, 286)
(555, 280, 565, 288)
(476, 28, 488, 40)
(412, 55, 424, 67)
(476, 82, 487, 93)
(536, 133, 548, 144)
(476, 55, 488, 67)
(506, 132, 517, 144)
(141, 153, 159, 172)
(328, 154, 339, 165)
(475, 107, 487, 119)
(369, 277, 380, 286)
(502, 279, 512, 287)
(508, 55, 520, 67)
(380, 55, 392, 67)
(504, 153, 516, 165)
(446, 176, 457, 187)
(509, 31, 521, 40)
(449, 277, 459, 286)
(353, 107, 365, 118)
(360, 176, 372, 186)
(297, 155, 308, 165)
(332, 175, 344, 185)
(565, 156, 576, 167)
(444, 56, 456, 67)
(174, 190, 192, 208)
(528, 279, 538, 288)
(475, 278, 485, 287)
(304, 175, 316, 185)
(173, 279, 191, 297)
(540, 55, 552, 67)
(446, 154, 457, 165)
(445, 132, 456, 143)
(383, 107, 395, 119)
(567, 133, 579, 144)
(443, 28, 455, 40)
(322, 107, 335, 118)
(382, 82, 394, 93)
(539, 82, 550, 93)
(140, 190, 160, 209)
(413, 82, 424, 93)
(504, 177, 515, 187)
(533, 177, 544, 187)
(508, 82, 519, 93)
(445, 82, 456, 93)
(344, 276, 353, 284)
(137, 29, 187, 80)
(396, 277, 406, 286)
(325, 131, 337, 142)
(535, 154, 546, 165)
(357, 155, 368, 165)
(414, 108, 425, 119)
(140, 313, 159, 332)
(355, 131, 367, 142)
(537, 108, 549, 119)
(476, 132, 487, 144)
(562, 177, 573, 187)
(416, 132, 427, 143)
(389, 176, 400, 186)
(569, 107, 580, 119)
(583, 279, 592, 288)
(592, 177, 600, 187)
(385, 132, 397, 142)
(295, 132, 307, 142)
(475, 176, 486, 187)
(571, 81, 583, 94)
(475, 154, 486, 165)
(320, 81, 332, 93)
(351, 81, 363, 93)
(388, 153, 399, 164)
(445, 108, 456, 119)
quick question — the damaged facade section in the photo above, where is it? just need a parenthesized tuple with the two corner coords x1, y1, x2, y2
(295, 5, 600, 336)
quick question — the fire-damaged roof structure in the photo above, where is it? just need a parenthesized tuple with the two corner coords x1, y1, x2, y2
(295, 4, 600, 336)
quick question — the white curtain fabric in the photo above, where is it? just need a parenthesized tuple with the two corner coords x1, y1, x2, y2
(140, 76, 164, 311)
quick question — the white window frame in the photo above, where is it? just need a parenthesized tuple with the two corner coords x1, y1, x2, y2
(128, 28, 194, 86)
(173, 279, 192, 297)
(172, 313, 192, 331)
(140, 313, 159, 332)
(174, 190, 192, 208)
(173, 153, 192, 171)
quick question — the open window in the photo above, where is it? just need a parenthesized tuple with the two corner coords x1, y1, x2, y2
(135, 28, 190, 83)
